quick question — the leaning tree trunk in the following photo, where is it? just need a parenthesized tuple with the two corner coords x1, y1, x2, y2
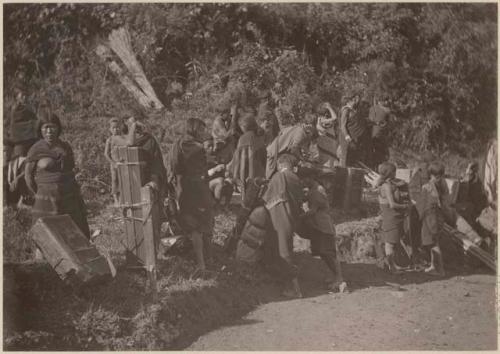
(108, 28, 164, 110)
(95, 45, 154, 109)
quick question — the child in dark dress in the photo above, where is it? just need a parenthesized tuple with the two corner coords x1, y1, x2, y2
(417, 162, 447, 276)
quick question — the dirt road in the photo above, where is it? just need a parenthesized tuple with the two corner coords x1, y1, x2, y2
(187, 259, 497, 351)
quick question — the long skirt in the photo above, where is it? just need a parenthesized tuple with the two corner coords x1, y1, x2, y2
(32, 180, 91, 238)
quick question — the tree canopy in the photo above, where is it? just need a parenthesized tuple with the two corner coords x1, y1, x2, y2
(4, 3, 497, 154)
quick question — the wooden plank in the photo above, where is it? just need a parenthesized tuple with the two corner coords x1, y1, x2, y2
(117, 147, 136, 264)
(443, 223, 495, 271)
(117, 147, 153, 268)
(141, 186, 158, 270)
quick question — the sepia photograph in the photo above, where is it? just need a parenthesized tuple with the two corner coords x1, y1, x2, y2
(3, 2, 498, 351)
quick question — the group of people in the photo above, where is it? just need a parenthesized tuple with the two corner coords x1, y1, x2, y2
(376, 145, 497, 277)
(4, 86, 496, 299)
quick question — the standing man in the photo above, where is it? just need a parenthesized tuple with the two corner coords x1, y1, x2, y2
(368, 94, 391, 170)
(339, 93, 371, 167)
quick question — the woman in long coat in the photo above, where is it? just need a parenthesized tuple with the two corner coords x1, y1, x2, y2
(24, 111, 90, 238)
(169, 118, 214, 271)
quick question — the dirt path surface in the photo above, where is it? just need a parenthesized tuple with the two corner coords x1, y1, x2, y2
(187, 261, 497, 351)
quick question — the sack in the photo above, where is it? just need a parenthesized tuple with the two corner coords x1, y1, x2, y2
(236, 206, 271, 264)
(392, 178, 411, 205)
(477, 206, 497, 235)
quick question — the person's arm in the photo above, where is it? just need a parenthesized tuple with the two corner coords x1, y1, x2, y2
(24, 161, 37, 194)
(382, 183, 408, 209)
(325, 103, 338, 121)
(340, 107, 352, 142)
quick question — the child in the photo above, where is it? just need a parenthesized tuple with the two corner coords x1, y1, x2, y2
(104, 117, 131, 206)
(297, 172, 347, 292)
(377, 162, 410, 273)
(262, 153, 304, 298)
(416, 161, 447, 276)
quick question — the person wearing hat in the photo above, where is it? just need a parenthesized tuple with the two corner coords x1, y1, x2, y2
(265, 112, 318, 180)
(339, 92, 371, 167)
(368, 94, 391, 169)
(296, 170, 347, 292)
(24, 110, 91, 238)
(377, 162, 411, 273)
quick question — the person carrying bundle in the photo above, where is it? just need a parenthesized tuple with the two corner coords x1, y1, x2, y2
(377, 162, 411, 273)
(261, 153, 305, 298)
(265, 113, 317, 179)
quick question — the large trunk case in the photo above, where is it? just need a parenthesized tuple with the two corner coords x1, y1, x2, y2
(116, 146, 159, 270)
(31, 215, 112, 284)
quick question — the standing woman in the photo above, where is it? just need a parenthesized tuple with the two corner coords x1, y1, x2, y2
(377, 162, 409, 273)
(24, 111, 90, 238)
(169, 118, 214, 271)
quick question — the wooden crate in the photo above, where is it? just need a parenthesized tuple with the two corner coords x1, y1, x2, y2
(31, 215, 112, 285)
(116, 147, 159, 270)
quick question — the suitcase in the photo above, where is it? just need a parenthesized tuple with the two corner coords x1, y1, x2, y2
(31, 215, 113, 285)
(116, 147, 159, 271)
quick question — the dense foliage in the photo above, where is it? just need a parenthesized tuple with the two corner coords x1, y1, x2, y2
(4, 3, 497, 163)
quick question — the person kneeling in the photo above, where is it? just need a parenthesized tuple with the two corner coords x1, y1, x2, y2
(297, 173, 347, 292)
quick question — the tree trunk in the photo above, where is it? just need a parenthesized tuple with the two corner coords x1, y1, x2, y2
(108, 28, 164, 110)
(96, 45, 154, 109)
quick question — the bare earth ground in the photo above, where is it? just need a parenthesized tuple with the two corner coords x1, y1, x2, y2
(188, 262, 497, 351)
(3, 190, 498, 350)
